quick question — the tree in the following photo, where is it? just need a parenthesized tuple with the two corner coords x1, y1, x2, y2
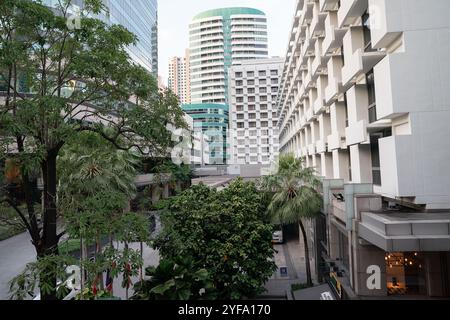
(131, 256, 216, 300)
(155, 179, 277, 299)
(0, 0, 185, 299)
(261, 154, 322, 287)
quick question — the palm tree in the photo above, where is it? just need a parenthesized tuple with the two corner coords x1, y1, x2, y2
(261, 154, 322, 287)
(58, 132, 141, 295)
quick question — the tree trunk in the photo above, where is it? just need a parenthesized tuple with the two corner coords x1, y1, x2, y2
(39, 151, 59, 300)
(299, 219, 313, 287)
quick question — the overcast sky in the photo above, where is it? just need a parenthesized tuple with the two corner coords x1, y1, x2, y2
(158, 0, 296, 84)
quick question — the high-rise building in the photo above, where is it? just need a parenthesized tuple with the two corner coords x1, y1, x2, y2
(42, 0, 158, 75)
(186, 7, 269, 164)
(168, 56, 190, 104)
(277, 0, 450, 299)
(189, 7, 269, 105)
(228, 58, 283, 165)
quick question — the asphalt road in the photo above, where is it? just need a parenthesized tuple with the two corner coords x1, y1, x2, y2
(0, 231, 36, 300)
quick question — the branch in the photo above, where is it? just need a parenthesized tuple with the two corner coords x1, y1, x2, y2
(1, 198, 32, 235)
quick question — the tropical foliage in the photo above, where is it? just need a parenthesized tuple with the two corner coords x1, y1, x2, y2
(0, 0, 185, 299)
(260, 154, 322, 286)
(131, 256, 216, 300)
(154, 179, 277, 299)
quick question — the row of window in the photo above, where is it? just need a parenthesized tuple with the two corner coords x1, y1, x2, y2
(235, 70, 278, 77)
(235, 87, 278, 94)
(235, 79, 279, 86)
(236, 96, 277, 103)
(235, 112, 277, 119)
(236, 121, 277, 128)
(236, 104, 275, 112)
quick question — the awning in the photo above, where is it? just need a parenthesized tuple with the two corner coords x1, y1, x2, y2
(358, 211, 450, 252)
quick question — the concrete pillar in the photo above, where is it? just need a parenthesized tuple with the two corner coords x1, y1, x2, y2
(332, 149, 350, 181)
(350, 144, 373, 183)
(321, 153, 333, 178)
(163, 183, 170, 199)
(352, 240, 387, 297)
(151, 186, 161, 203)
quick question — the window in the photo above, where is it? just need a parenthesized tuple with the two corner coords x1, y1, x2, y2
(270, 70, 278, 76)
(248, 88, 255, 94)
(248, 105, 256, 111)
(236, 88, 243, 95)
(261, 138, 269, 144)
(247, 71, 254, 77)
(259, 87, 267, 93)
(260, 104, 267, 110)
(249, 130, 257, 136)
(259, 79, 267, 85)
(344, 92, 349, 127)
(271, 86, 278, 93)
(237, 123, 244, 129)
(236, 97, 243, 103)
(250, 139, 257, 145)
(261, 129, 269, 135)
(236, 80, 243, 86)
(250, 147, 258, 153)
(249, 122, 257, 128)
(362, 11, 374, 52)
(260, 96, 267, 102)
(272, 112, 277, 118)
(366, 70, 377, 123)
(261, 113, 268, 118)
(236, 105, 244, 112)
(237, 114, 244, 120)
(248, 96, 255, 102)
(261, 121, 268, 127)
(271, 79, 278, 84)
(263, 147, 270, 153)
(272, 121, 278, 126)
(249, 113, 256, 119)
(235, 72, 242, 78)
(259, 70, 266, 77)
(247, 79, 255, 85)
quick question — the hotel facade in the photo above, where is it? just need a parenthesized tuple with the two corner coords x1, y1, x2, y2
(277, 0, 450, 298)
(228, 58, 283, 165)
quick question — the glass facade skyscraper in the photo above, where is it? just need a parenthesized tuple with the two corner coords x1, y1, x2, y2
(42, 0, 158, 75)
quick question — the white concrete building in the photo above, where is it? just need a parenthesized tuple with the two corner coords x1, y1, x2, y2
(228, 58, 283, 165)
(189, 7, 269, 104)
(168, 56, 190, 104)
(277, 0, 450, 299)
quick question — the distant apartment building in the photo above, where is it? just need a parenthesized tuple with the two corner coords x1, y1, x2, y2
(187, 7, 269, 164)
(277, 0, 450, 299)
(228, 58, 283, 165)
(168, 56, 190, 104)
(189, 7, 269, 105)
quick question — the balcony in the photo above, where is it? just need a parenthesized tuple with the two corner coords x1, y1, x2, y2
(378, 135, 415, 199)
(316, 140, 328, 153)
(310, 10, 327, 37)
(369, 0, 403, 49)
(345, 120, 367, 146)
(341, 48, 385, 88)
(319, 0, 340, 12)
(305, 107, 315, 123)
(327, 131, 345, 151)
(314, 96, 325, 115)
(337, 0, 368, 28)
(322, 13, 347, 56)
(308, 143, 316, 155)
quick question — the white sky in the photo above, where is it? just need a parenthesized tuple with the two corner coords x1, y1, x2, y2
(158, 0, 296, 84)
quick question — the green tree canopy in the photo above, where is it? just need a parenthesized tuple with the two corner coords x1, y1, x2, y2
(155, 179, 277, 299)
(0, 0, 185, 299)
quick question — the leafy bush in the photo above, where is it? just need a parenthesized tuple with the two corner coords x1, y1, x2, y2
(131, 256, 216, 300)
(154, 179, 277, 299)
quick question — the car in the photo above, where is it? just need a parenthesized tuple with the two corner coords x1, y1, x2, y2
(272, 227, 284, 244)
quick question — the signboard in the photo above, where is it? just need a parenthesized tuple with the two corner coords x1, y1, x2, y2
(329, 272, 342, 298)
(280, 267, 288, 277)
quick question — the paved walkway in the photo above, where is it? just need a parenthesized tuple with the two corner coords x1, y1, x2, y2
(0, 231, 36, 300)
